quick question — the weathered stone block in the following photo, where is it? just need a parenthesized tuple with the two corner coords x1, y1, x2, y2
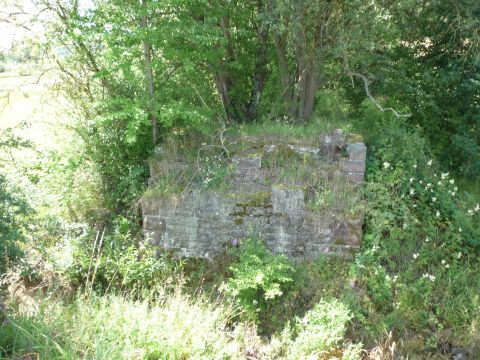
(143, 230, 163, 246)
(272, 185, 305, 217)
(320, 129, 345, 150)
(233, 155, 262, 170)
(143, 215, 166, 231)
(346, 143, 367, 161)
(346, 172, 365, 184)
(339, 159, 366, 173)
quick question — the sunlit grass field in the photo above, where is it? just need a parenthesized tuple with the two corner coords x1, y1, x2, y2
(0, 65, 69, 156)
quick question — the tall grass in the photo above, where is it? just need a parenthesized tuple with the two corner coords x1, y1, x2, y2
(1, 288, 239, 359)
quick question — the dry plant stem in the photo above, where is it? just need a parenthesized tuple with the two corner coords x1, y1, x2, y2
(90, 228, 105, 293)
(85, 230, 100, 295)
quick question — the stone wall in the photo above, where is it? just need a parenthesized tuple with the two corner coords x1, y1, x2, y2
(141, 130, 366, 260)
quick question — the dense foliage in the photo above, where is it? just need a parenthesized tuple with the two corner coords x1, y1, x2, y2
(0, 0, 479, 358)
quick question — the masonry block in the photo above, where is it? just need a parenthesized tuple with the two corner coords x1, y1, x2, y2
(233, 155, 262, 170)
(143, 215, 166, 231)
(346, 143, 367, 161)
(346, 172, 365, 184)
(272, 185, 305, 217)
(340, 159, 366, 173)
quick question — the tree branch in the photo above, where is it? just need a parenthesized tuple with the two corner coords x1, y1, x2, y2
(343, 55, 411, 118)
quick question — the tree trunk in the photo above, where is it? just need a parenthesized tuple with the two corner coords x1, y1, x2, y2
(141, 0, 157, 144)
(213, 59, 235, 122)
(268, 0, 295, 119)
(246, 0, 269, 122)
(303, 59, 318, 120)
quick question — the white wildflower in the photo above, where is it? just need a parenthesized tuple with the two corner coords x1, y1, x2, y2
(436, 211, 440, 217)
(468, 209, 473, 215)
(409, 177, 414, 183)
(475, 203, 480, 212)
(73, 28, 82, 36)
(413, 164, 417, 169)
(427, 160, 433, 166)
(403, 223, 408, 229)
(445, 264, 450, 269)
(425, 237, 430, 242)
(383, 162, 391, 169)
(104, 23, 113, 32)
(454, 186, 458, 191)
(441, 260, 446, 265)
(459, 227, 462, 232)
(449, 179, 454, 184)
(413, 253, 419, 259)
(422, 273, 435, 281)
(457, 252, 462, 259)
(432, 197, 437, 202)
(437, 181, 442, 186)
(441, 172, 449, 179)
(426, 183, 431, 188)
(410, 188, 415, 195)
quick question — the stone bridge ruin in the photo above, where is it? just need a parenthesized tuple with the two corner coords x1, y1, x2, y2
(141, 130, 366, 260)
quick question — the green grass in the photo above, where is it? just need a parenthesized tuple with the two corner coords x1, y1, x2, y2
(1, 289, 238, 359)
(0, 67, 70, 156)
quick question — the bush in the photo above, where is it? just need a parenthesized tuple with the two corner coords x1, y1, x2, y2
(289, 299, 362, 360)
(224, 237, 295, 324)
(52, 218, 181, 296)
(347, 113, 480, 350)
(0, 174, 30, 275)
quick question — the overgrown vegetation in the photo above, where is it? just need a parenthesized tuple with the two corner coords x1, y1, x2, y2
(1, 0, 479, 358)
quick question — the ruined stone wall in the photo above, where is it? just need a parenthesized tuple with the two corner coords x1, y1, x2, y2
(141, 130, 366, 260)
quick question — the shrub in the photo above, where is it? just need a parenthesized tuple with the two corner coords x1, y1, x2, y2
(57, 218, 181, 295)
(347, 113, 480, 349)
(0, 174, 30, 275)
(289, 299, 361, 360)
(224, 237, 295, 324)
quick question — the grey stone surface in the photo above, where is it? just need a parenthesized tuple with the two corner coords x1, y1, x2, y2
(345, 172, 365, 184)
(142, 130, 366, 260)
(272, 185, 305, 217)
(233, 155, 262, 170)
(339, 159, 366, 173)
(346, 143, 367, 161)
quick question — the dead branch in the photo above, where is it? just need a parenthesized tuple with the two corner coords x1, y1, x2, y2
(343, 55, 411, 118)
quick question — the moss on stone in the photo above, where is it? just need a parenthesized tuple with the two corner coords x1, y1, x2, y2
(272, 184, 306, 191)
(346, 133, 364, 143)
